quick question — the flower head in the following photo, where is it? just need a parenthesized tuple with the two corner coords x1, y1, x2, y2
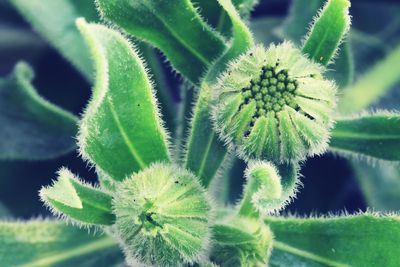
(213, 42, 337, 162)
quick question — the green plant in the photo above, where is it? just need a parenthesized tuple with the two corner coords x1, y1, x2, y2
(1, 0, 400, 266)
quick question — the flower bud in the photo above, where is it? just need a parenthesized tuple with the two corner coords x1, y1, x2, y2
(112, 163, 212, 266)
(210, 217, 273, 266)
(213, 42, 336, 162)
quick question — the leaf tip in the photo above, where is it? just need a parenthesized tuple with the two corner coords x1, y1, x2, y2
(40, 168, 83, 210)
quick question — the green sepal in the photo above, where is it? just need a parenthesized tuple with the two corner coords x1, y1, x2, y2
(0, 220, 123, 267)
(77, 19, 170, 181)
(330, 112, 400, 162)
(96, 0, 226, 84)
(267, 213, 400, 267)
(0, 62, 78, 160)
(9, 0, 99, 81)
(302, 0, 351, 66)
(40, 168, 115, 226)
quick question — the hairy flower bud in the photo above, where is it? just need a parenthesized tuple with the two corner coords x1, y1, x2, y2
(112, 163, 212, 266)
(212, 42, 337, 162)
(210, 217, 273, 266)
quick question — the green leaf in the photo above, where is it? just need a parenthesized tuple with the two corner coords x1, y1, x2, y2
(353, 161, 400, 211)
(0, 62, 78, 160)
(330, 112, 400, 162)
(77, 19, 170, 181)
(194, 0, 258, 36)
(302, 0, 351, 66)
(266, 214, 400, 267)
(185, 0, 253, 187)
(96, 0, 226, 84)
(338, 44, 400, 114)
(0, 220, 123, 267)
(9, 0, 99, 81)
(40, 168, 115, 226)
(282, 0, 354, 87)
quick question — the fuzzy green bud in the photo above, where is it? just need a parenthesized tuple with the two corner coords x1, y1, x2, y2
(212, 42, 337, 163)
(112, 163, 212, 266)
(210, 217, 273, 266)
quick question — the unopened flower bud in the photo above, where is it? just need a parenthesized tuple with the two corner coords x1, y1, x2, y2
(213, 42, 336, 162)
(112, 163, 212, 266)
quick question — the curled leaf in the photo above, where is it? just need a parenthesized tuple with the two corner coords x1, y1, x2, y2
(238, 161, 300, 217)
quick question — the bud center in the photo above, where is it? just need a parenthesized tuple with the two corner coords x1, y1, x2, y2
(240, 65, 299, 124)
(137, 199, 163, 234)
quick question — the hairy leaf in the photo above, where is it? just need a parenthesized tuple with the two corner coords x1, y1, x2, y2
(96, 0, 226, 84)
(302, 0, 351, 66)
(267, 214, 400, 267)
(9, 0, 99, 81)
(185, 0, 253, 187)
(330, 112, 400, 162)
(280, 0, 354, 87)
(339, 44, 400, 113)
(0, 62, 78, 160)
(137, 42, 177, 134)
(77, 19, 170, 181)
(40, 168, 115, 225)
(0, 220, 123, 267)
(194, 0, 258, 36)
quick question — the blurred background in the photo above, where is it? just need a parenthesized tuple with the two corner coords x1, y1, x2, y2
(0, 0, 399, 219)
